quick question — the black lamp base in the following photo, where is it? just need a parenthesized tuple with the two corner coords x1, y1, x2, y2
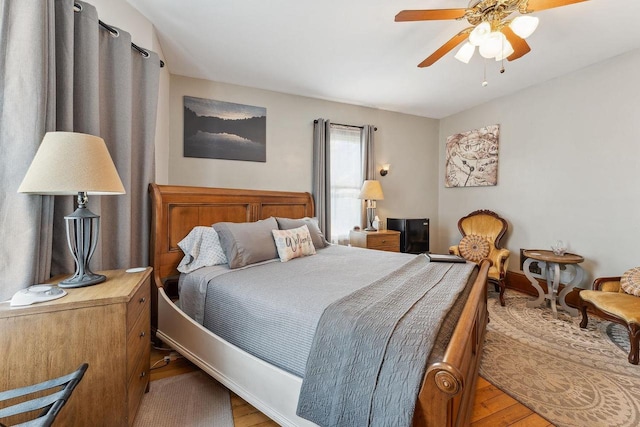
(61, 193, 105, 289)
(59, 272, 106, 288)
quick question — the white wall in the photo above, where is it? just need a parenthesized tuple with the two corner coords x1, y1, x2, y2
(90, 0, 171, 184)
(169, 75, 440, 232)
(438, 48, 640, 284)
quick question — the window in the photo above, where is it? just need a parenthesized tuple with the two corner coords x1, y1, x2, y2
(329, 125, 363, 244)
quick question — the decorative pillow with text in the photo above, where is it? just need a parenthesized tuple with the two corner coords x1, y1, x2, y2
(271, 225, 316, 262)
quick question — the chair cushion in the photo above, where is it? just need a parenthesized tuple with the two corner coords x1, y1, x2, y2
(621, 267, 640, 296)
(459, 234, 490, 263)
(580, 290, 640, 324)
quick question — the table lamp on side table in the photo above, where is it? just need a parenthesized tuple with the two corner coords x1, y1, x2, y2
(358, 180, 384, 231)
(18, 132, 125, 288)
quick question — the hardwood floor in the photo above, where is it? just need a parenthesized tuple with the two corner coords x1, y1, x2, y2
(148, 346, 553, 427)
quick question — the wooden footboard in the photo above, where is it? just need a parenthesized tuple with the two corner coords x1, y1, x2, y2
(414, 259, 490, 427)
(149, 183, 489, 427)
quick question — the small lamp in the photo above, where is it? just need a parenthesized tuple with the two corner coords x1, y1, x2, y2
(358, 180, 384, 231)
(18, 132, 125, 288)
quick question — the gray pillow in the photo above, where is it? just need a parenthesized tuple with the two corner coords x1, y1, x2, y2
(212, 217, 279, 269)
(276, 217, 327, 249)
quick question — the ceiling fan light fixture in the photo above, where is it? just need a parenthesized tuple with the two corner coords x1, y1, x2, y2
(478, 31, 505, 59)
(510, 15, 539, 39)
(455, 42, 476, 63)
(469, 22, 491, 46)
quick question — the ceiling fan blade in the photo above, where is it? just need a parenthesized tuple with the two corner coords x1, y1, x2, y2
(395, 9, 467, 22)
(418, 30, 471, 67)
(502, 27, 531, 61)
(524, 0, 588, 12)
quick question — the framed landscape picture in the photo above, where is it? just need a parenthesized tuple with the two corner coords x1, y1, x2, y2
(445, 124, 499, 188)
(183, 96, 266, 162)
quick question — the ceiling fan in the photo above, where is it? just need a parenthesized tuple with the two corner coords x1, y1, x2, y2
(395, 0, 588, 67)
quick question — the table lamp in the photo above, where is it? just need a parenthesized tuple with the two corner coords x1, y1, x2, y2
(358, 180, 384, 231)
(18, 132, 126, 288)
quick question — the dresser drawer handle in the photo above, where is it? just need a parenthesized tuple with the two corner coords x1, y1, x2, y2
(381, 240, 386, 243)
(139, 331, 146, 338)
(139, 371, 146, 378)
(139, 297, 146, 304)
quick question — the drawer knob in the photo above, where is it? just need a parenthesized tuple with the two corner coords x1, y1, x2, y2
(139, 297, 146, 304)
(139, 331, 146, 338)
(140, 371, 146, 378)
(381, 240, 386, 243)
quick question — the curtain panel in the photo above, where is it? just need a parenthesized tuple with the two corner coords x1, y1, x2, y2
(0, 0, 160, 300)
(360, 124, 376, 230)
(312, 119, 331, 240)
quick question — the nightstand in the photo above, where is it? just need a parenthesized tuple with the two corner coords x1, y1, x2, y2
(349, 229, 401, 252)
(0, 268, 151, 426)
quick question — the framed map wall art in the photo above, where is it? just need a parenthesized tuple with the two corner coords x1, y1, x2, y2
(184, 96, 267, 162)
(445, 124, 499, 188)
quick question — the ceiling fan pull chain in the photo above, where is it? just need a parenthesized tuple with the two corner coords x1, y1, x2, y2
(482, 60, 489, 87)
(500, 35, 506, 74)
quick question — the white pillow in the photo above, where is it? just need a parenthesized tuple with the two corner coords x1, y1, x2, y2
(177, 226, 227, 273)
(271, 224, 316, 262)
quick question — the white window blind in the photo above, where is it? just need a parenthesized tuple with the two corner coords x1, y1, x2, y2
(329, 125, 363, 244)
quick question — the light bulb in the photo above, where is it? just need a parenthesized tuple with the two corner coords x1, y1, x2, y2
(469, 22, 491, 46)
(479, 31, 505, 59)
(510, 15, 539, 39)
(495, 40, 514, 61)
(454, 42, 476, 63)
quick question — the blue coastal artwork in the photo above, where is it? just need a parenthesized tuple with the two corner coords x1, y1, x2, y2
(184, 96, 266, 162)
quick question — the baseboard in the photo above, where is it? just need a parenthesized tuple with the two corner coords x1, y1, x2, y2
(505, 271, 583, 309)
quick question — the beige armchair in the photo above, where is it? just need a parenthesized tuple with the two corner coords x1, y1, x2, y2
(580, 275, 640, 364)
(449, 210, 510, 306)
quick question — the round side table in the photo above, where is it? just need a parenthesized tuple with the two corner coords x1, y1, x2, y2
(523, 249, 584, 318)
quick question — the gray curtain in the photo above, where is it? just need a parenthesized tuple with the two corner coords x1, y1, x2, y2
(312, 119, 331, 240)
(0, 0, 160, 300)
(0, 0, 57, 301)
(360, 124, 376, 229)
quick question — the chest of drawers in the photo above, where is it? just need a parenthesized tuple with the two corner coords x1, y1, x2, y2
(0, 268, 151, 426)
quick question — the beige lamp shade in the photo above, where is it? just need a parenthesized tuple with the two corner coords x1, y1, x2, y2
(358, 180, 384, 200)
(18, 132, 125, 195)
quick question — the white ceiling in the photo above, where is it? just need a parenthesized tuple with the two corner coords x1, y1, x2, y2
(127, 0, 640, 119)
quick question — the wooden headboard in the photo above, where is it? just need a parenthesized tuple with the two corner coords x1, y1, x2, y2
(149, 183, 315, 288)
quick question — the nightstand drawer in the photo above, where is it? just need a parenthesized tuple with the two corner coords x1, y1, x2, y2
(127, 276, 150, 328)
(127, 303, 150, 382)
(127, 349, 149, 423)
(350, 230, 400, 252)
(367, 233, 399, 250)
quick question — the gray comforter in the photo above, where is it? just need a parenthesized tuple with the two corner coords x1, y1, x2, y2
(296, 255, 475, 427)
(179, 245, 416, 376)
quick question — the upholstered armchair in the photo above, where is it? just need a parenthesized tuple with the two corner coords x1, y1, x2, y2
(579, 271, 640, 364)
(449, 210, 510, 306)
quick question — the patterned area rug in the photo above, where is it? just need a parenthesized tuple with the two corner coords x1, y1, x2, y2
(480, 290, 640, 427)
(134, 371, 234, 427)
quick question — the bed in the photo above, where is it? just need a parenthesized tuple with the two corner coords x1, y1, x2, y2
(149, 183, 490, 427)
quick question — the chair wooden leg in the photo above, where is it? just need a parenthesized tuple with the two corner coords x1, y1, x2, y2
(628, 324, 640, 365)
(498, 279, 506, 306)
(579, 303, 589, 329)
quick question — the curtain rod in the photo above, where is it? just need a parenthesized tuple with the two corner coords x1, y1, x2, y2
(314, 120, 377, 131)
(73, 3, 165, 68)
